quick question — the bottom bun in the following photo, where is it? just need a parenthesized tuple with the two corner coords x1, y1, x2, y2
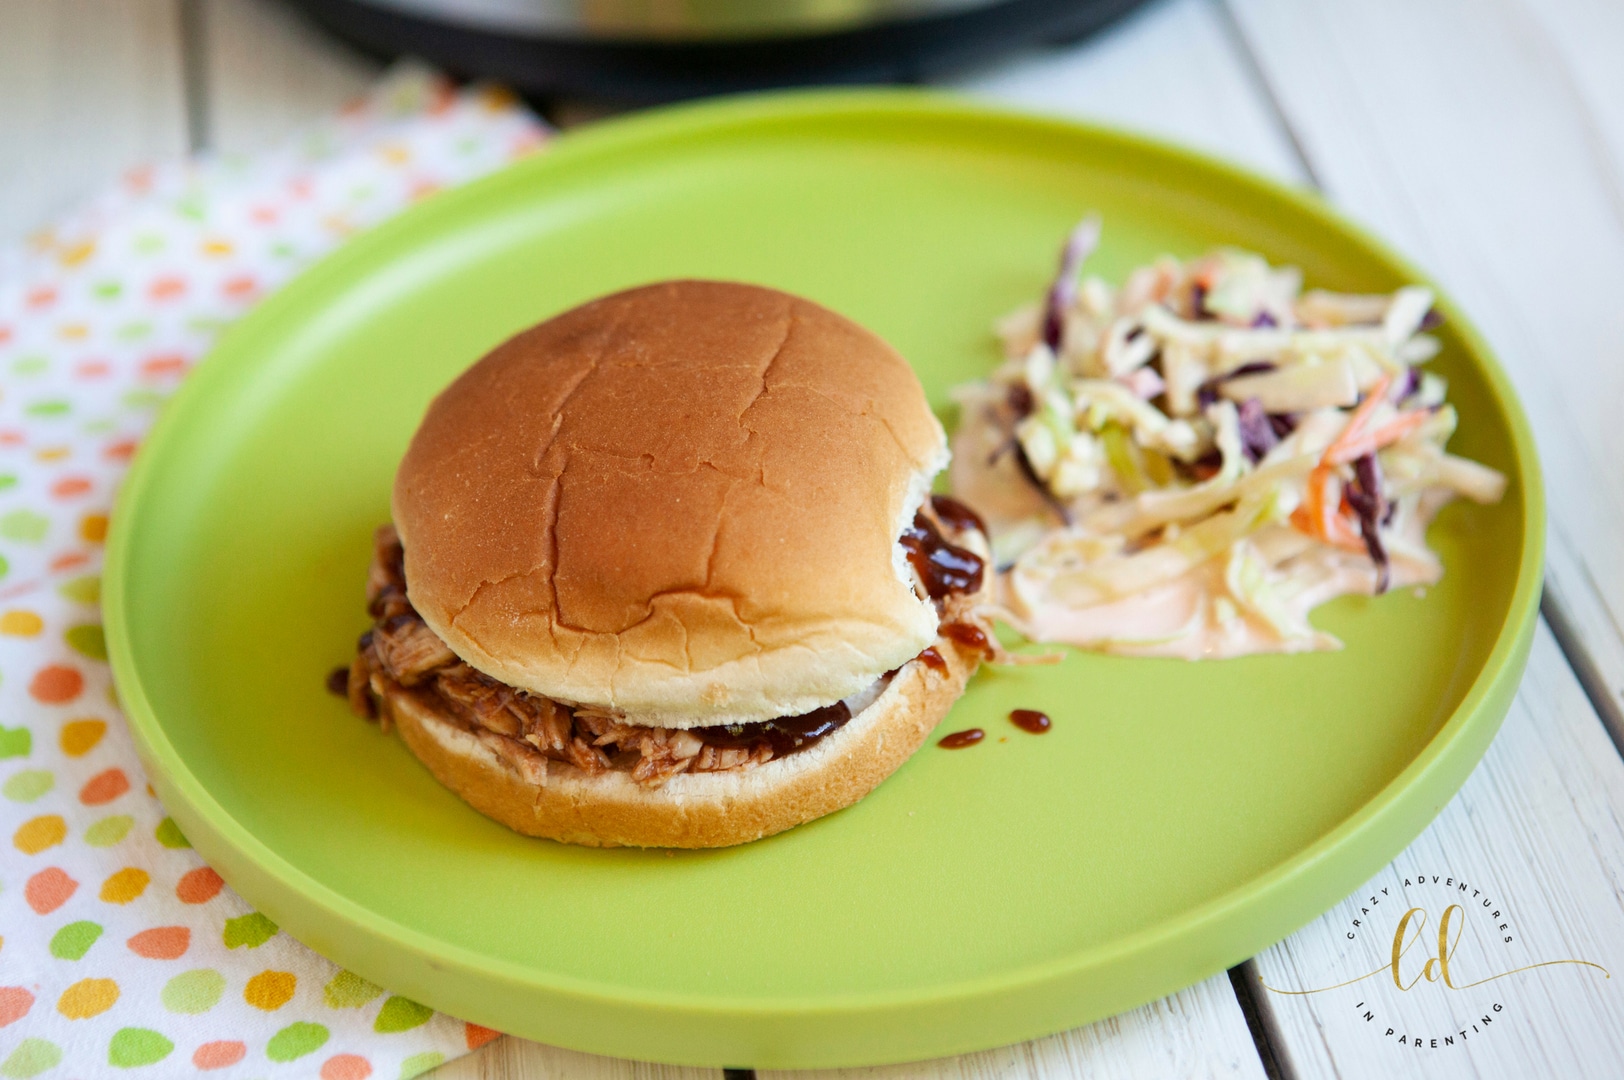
(381, 637, 982, 849)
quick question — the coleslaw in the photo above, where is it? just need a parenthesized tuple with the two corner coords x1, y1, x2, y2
(950, 216, 1507, 659)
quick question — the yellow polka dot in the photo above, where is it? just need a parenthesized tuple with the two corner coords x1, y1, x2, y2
(14, 814, 67, 854)
(35, 446, 70, 462)
(58, 240, 96, 267)
(58, 977, 119, 1019)
(201, 238, 234, 257)
(61, 718, 107, 757)
(79, 514, 108, 543)
(378, 143, 411, 165)
(57, 322, 89, 340)
(0, 610, 43, 636)
(99, 867, 150, 904)
(244, 970, 297, 1011)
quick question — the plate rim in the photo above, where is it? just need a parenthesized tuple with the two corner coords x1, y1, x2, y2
(103, 86, 1546, 1063)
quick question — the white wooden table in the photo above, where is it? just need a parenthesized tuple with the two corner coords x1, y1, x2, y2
(5, 0, 1621, 1076)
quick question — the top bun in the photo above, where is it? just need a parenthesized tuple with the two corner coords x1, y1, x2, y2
(392, 280, 948, 727)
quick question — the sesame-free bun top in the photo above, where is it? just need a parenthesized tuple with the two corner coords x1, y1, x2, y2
(392, 280, 948, 727)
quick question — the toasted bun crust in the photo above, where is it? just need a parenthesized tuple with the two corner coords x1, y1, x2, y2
(393, 280, 947, 727)
(380, 636, 979, 848)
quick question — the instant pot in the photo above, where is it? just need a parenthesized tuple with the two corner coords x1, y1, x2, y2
(283, 0, 1150, 102)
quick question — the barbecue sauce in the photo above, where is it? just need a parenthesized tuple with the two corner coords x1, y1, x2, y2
(929, 494, 987, 537)
(697, 701, 852, 758)
(938, 728, 985, 749)
(899, 511, 985, 599)
(917, 646, 948, 674)
(1009, 709, 1052, 734)
(941, 621, 993, 657)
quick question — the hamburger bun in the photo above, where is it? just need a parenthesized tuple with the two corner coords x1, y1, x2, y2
(392, 280, 949, 727)
(379, 630, 983, 848)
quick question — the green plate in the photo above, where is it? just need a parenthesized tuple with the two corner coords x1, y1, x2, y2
(104, 91, 1542, 1068)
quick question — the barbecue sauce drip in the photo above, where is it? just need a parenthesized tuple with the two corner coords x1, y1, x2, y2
(1009, 709, 1052, 734)
(941, 621, 993, 656)
(917, 646, 948, 674)
(929, 494, 987, 537)
(938, 728, 984, 749)
(900, 511, 985, 599)
(699, 701, 853, 758)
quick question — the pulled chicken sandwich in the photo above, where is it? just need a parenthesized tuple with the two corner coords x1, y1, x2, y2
(340, 280, 998, 848)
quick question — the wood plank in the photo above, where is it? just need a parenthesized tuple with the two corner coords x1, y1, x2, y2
(760, 975, 1266, 1080)
(199, 0, 379, 154)
(1251, 623, 1624, 1078)
(950, 0, 1301, 183)
(0, 0, 189, 244)
(1223, 0, 1624, 744)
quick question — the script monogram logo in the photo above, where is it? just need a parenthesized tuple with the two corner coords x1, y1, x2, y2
(1259, 874, 1610, 1051)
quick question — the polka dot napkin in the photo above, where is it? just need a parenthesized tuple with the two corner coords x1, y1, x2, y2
(0, 66, 548, 1080)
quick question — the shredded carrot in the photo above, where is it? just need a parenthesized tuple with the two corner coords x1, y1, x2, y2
(1321, 373, 1393, 466)
(1290, 463, 1366, 551)
(1324, 409, 1431, 465)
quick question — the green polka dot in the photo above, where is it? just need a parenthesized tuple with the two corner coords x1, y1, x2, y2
(50, 920, 103, 960)
(374, 995, 433, 1033)
(222, 911, 278, 949)
(82, 418, 116, 435)
(0, 475, 15, 492)
(10, 356, 48, 376)
(65, 624, 107, 661)
(0, 1038, 62, 1079)
(107, 1027, 173, 1068)
(0, 511, 49, 543)
(57, 575, 100, 604)
(84, 815, 133, 847)
(116, 322, 152, 342)
(324, 969, 383, 1008)
(174, 197, 206, 222)
(0, 553, 8, 581)
(121, 388, 165, 409)
(93, 281, 123, 299)
(184, 316, 225, 333)
(265, 1022, 328, 1062)
(23, 401, 69, 419)
(133, 235, 165, 254)
(154, 817, 189, 849)
(3, 769, 53, 802)
(399, 1051, 445, 1079)
(271, 242, 297, 258)
(0, 726, 31, 759)
(160, 968, 224, 1014)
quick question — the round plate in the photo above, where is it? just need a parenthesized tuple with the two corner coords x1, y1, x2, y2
(105, 91, 1542, 1068)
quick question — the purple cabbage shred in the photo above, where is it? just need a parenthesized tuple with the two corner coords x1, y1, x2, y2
(1345, 453, 1391, 593)
(1251, 311, 1278, 328)
(1196, 360, 1277, 409)
(1042, 216, 1102, 353)
(1236, 398, 1279, 464)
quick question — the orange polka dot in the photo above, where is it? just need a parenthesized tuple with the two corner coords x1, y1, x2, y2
(244, 970, 296, 1010)
(321, 1053, 373, 1080)
(60, 718, 106, 756)
(14, 815, 67, 855)
(79, 514, 108, 543)
(0, 987, 34, 1027)
(51, 476, 92, 498)
(0, 610, 44, 636)
(25, 868, 77, 914)
(0, 430, 26, 446)
(148, 276, 186, 301)
(176, 867, 223, 904)
(193, 1041, 246, 1070)
(126, 165, 154, 191)
(26, 286, 57, 309)
(75, 360, 111, 379)
(127, 926, 189, 959)
(99, 867, 150, 904)
(104, 438, 138, 462)
(79, 768, 130, 806)
(57, 977, 118, 1019)
(140, 353, 187, 378)
(465, 1022, 501, 1050)
(0, 326, 11, 346)
(48, 551, 90, 572)
(30, 665, 83, 704)
(222, 275, 258, 299)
